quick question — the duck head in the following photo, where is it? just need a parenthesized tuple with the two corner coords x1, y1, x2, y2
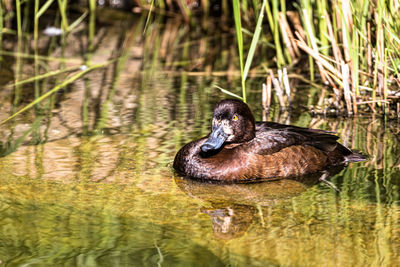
(201, 99, 256, 153)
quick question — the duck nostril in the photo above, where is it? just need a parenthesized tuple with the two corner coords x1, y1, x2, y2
(201, 143, 213, 152)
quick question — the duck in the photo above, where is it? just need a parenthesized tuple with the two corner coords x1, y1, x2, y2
(173, 99, 365, 182)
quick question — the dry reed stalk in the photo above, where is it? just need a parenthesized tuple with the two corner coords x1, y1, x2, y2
(175, 0, 190, 23)
(356, 100, 389, 104)
(339, 3, 358, 114)
(278, 69, 283, 89)
(278, 12, 300, 60)
(341, 4, 357, 114)
(376, 12, 385, 103)
(266, 76, 271, 108)
(262, 79, 271, 110)
(340, 13, 351, 68)
(282, 68, 291, 105)
(341, 61, 353, 114)
(295, 33, 343, 80)
(302, 9, 328, 84)
(270, 70, 285, 107)
(341, 0, 353, 33)
(286, 11, 306, 40)
(262, 83, 267, 109)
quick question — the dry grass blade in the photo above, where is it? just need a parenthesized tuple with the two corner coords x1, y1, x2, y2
(270, 70, 285, 107)
(278, 12, 299, 61)
(282, 68, 291, 105)
(341, 61, 353, 115)
(295, 33, 343, 80)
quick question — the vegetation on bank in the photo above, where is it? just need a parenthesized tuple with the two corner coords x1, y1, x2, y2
(139, 0, 400, 116)
(0, 0, 399, 120)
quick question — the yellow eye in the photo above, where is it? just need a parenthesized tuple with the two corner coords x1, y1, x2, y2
(232, 115, 238, 121)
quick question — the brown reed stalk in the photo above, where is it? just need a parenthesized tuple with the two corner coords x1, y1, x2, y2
(341, 61, 353, 115)
(295, 33, 343, 81)
(278, 12, 300, 61)
(270, 70, 285, 107)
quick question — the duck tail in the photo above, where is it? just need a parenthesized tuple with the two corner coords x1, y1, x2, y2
(334, 143, 367, 163)
(345, 151, 367, 162)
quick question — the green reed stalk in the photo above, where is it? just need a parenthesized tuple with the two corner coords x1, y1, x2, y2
(316, 0, 328, 56)
(15, 0, 22, 38)
(233, 0, 245, 102)
(252, 0, 259, 16)
(143, 0, 154, 34)
(232, 0, 266, 103)
(271, 0, 284, 67)
(88, 0, 96, 52)
(68, 11, 89, 32)
(243, 0, 266, 83)
(34, 0, 40, 103)
(300, 0, 314, 81)
(57, 0, 69, 31)
(264, 0, 274, 34)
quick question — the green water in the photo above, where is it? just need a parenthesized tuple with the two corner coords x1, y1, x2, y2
(0, 11, 400, 267)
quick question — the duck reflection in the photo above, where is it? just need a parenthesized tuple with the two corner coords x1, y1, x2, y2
(175, 168, 343, 240)
(201, 204, 256, 240)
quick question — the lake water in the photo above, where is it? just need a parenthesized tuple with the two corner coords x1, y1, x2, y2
(0, 10, 399, 266)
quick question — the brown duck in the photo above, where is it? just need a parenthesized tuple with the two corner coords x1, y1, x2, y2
(173, 99, 365, 182)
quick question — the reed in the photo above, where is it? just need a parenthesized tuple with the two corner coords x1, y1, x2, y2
(2, 0, 400, 117)
(257, 0, 400, 115)
(233, 0, 245, 101)
(232, 0, 266, 102)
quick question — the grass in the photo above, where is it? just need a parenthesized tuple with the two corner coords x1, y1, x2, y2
(143, 0, 400, 116)
(1, 0, 400, 117)
(268, 0, 400, 116)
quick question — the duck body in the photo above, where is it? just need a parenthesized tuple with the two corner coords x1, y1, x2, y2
(173, 99, 365, 182)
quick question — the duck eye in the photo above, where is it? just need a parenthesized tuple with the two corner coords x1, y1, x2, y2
(232, 115, 238, 121)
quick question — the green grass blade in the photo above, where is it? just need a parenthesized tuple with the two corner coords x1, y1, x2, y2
(36, 0, 55, 18)
(143, 0, 155, 34)
(243, 0, 266, 82)
(214, 85, 243, 100)
(57, 0, 69, 30)
(68, 11, 89, 32)
(233, 0, 245, 102)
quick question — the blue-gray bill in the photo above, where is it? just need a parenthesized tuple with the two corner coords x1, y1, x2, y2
(201, 125, 228, 152)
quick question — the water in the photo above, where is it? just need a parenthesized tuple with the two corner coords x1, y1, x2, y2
(0, 11, 400, 266)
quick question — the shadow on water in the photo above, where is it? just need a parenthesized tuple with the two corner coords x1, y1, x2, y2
(0, 7, 400, 266)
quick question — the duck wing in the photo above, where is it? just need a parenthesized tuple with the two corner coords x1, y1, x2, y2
(250, 122, 349, 155)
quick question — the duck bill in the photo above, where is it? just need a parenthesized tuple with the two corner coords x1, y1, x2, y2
(201, 124, 228, 152)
